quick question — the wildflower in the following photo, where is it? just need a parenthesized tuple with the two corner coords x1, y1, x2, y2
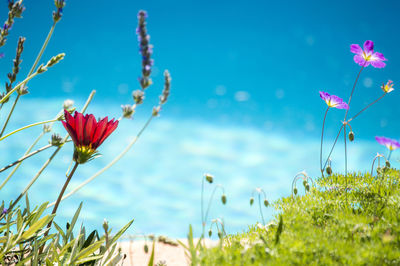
(381, 80, 394, 93)
(319, 91, 349, 109)
(121, 104, 135, 119)
(350, 40, 387, 68)
(62, 110, 118, 164)
(136, 10, 153, 90)
(204, 173, 214, 183)
(53, 0, 66, 23)
(375, 136, 400, 151)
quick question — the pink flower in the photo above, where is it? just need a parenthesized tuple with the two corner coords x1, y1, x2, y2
(375, 136, 400, 151)
(381, 80, 394, 93)
(350, 40, 387, 68)
(319, 91, 349, 109)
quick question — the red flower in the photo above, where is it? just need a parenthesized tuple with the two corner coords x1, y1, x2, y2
(62, 110, 119, 164)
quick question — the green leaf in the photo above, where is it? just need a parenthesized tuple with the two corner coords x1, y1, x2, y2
(66, 202, 83, 242)
(74, 239, 104, 262)
(20, 214, 54, 241)
(147, 239, 156, 266)
(109, 219, 133, 244)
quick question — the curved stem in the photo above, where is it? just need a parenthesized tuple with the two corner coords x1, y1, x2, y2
(320, 107, 330, 177)
(388, 150, 393, 161)
(204, 185, 224, 227)
(48, 113, 154, 207)
(0, 119, 58, 142)
(0, 144, 52, 173)
(0, 94, 20, 138)
(201, 176, 205, 237)
(348, 93, 386, 123)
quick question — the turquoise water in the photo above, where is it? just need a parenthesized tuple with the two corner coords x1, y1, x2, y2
(1, 0, 400, 237)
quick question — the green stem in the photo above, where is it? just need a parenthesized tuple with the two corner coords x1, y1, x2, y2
(0, 94, 20, 138)
(323, 124, 344, 171)
(0, 143, 53, 173)
(344, 124, 348, 204)
(0, 72, 39, 104)
(320, 107, 329, 177)
(258, 194, 265, 225)
(0, 119, 58, 142)
(388, 150, 393, 161)
(42, 162, 79, 243)
(344, 66, 365, 121)
(204, 185, 224, 227)
(201, 175, 205, 237)
(48, 113, 154, 207)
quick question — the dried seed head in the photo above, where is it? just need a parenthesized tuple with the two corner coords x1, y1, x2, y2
(204, 173, 214, 183)
(121, 104, 135, 119)
(221, 194, 227, 205)
(152, 106, 161, 117)
(349, 131, 355, 142)
(250, 197, 254, 206)
(132, 90, 145, 104)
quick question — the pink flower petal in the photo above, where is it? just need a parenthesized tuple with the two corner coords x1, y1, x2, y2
(350, 44, 362, 54)
(363, 40, 374, 53)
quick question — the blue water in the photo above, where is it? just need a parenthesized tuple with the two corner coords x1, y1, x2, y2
(0, 0, 400, 237)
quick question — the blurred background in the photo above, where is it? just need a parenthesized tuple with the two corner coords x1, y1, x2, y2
(1, 0, 400, 237)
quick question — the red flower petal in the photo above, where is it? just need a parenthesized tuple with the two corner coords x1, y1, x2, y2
(75, 112, 85, 145)
(97, 119, 119, 147)
(64, 109, 75, 130)
(91, 117, 108, 149)
(62, 120, 78, 145)
(84, 114, 97, 146)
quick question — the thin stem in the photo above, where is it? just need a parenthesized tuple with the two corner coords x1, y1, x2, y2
(388, 150, 393, 161)
(344, 66, 365, 121)
(258, 194, 265, 225)
(48, 113, 154, 207)
(201, 176, 205, 237)
(1, 91, 96, 218)
(344, 124, 348, 204)
(0, 119, 58, 142)
(0, 72, 39, 104)
(320, 107, 330, 177)
(348, 93, 386, 123)
(42, 162, 79, 246)
(0, 110, 63, 190)
(0, 94, 20, 138)
(204, 185, 224, 226)
(323, 124, 344, 171)
(0, 144, 52, 173)
(0, 23, 57, 135)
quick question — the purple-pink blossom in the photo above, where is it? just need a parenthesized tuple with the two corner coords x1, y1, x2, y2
(350, 40, 387, 68)
(375, 136, 400, 151)
(319, 91, 349, 109)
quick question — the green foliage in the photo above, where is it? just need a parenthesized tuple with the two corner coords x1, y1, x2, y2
(0, 198, 133, 265)
(199, 170, 400, 265)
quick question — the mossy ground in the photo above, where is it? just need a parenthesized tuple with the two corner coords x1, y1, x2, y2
(199, 169, 400, 265)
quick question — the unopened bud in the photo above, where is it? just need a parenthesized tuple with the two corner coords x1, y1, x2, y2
(293, 187, 298, 195)
(133, 90, 145, 104)
(204, 173, 214, 183)
(43, 124, 52, 133)
(386, 160, 391, 168)
(17, 86, 29, 95)
(264, 199, 269, 207)
(250, 197, 254, 205)
(208, 229, 212, 237)
(221, 194, 227, 205)
(217, 231, 223, 239)
(152, 106, 161, 116)
(326, 166, 332, 176)
(348, 131, 355, 142)
(303, 180, 307, 187)
(63, 99, 74, 110)
(102, 219, 109, 232)
(46, 53, 65, 67)
(121, 104, 135, 119)
(144, 244, 149, 253)
(50, 133, 63, 146)
(305, 184, 310, 191)
(37, 64, 47, 73)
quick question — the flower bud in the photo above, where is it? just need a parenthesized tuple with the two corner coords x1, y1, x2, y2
(144, 244, 149, 253)
(293, 187, 298, 195)
(217, 231, 223, 239)
(152, 106, 161, 117)
(133, 90, 145, 104)
(63, 99, 74, 110)
(305, 184, 310, 191)
(303, 180, 307, 187)
(43, 124, 52, 133)
(208, 229, 212, 237)
(326, 166, 332, 176)
(221, 194, 227, 205)
(121, 104, 135, 119)
(204, 173, 214, 183)
(264, 199, 269, 207)
(37, 64, 47, 73)
(50, 133, 63, 146)
(348, 131, 355, 142)
(386, 160, 391, 168)
(46, 53, 65, 67)
(103, 219, 109, 232)
(250, 197, 254, 205)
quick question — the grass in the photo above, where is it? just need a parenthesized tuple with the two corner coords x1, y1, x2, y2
(198, 168, 400, 265)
